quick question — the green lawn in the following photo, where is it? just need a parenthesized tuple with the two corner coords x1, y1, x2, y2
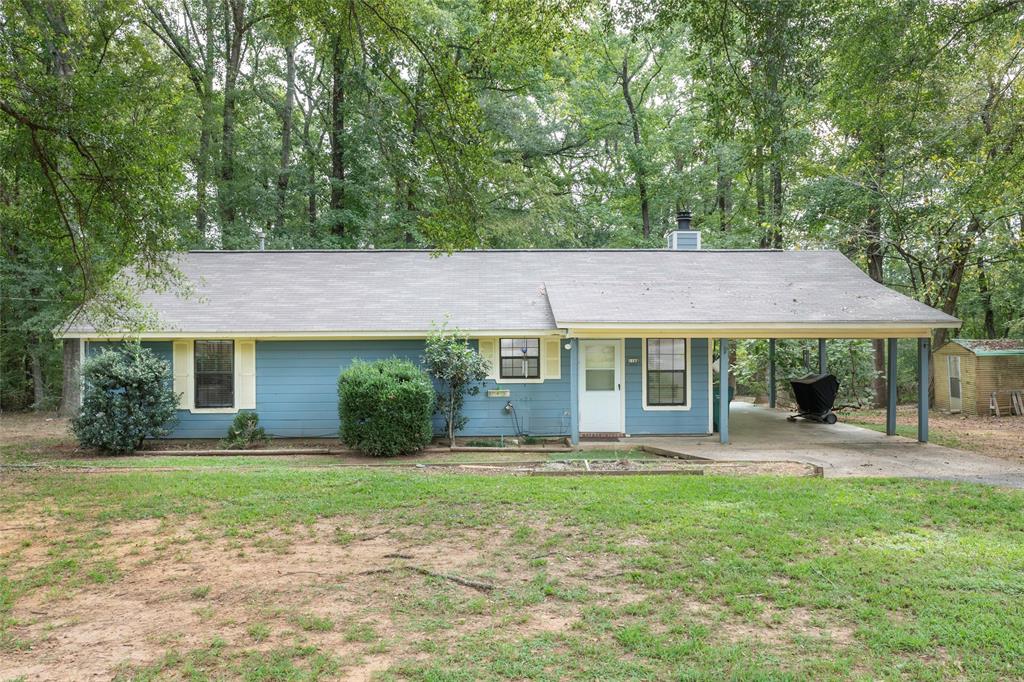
(2, 463, 1023, 680)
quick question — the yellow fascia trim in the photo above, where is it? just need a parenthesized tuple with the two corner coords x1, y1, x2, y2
(64, 329, 567, 341)
(563, 323, 957, 339)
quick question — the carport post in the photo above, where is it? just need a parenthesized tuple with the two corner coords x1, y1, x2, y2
(569, 339, 580, 446)
(768, 339, 776, 408)
(917, 337, 929, 443)
(818, 338, 827, 374)
(720, 338, 730, 444)
(886, 338, 898, 436)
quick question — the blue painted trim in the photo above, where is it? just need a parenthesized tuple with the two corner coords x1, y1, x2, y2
(568, 339, 580, 444)
(719, 338, 730, 444)
(818, 338, 827, 374)
(886, 338, 898, 436)
(918, 337, 929, 443)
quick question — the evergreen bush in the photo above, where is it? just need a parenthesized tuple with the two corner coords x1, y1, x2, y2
(71, 344, 178, 454)
(220, 412, 269, 449)
(338, 358, 434, 456)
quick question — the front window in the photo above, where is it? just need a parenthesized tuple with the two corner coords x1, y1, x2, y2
(646, 338, 687, 406)
(500, 338, 540, 379)
(195, 340, 234, 408)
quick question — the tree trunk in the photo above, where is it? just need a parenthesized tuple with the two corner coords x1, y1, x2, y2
(768, 150, 783, 249)
(620, 55, 650, 239)
(60, 338, 81, 417)
(866, 203, 886, 407)
(448, 390, 456, 446)
(716, 155, 732, 230)
(275, 44, 296, 234)
(196, 0, 217, 242)
(977, 256, 996, 337)
(219, 0, 245, 234)
(298, 89, 319, 231)
(754, 147, 766, 242)
(40, 0, 73, 79)
(933, 216, 985, 350)
(30, 346, 45, 408)
(329, 38, 347, 238)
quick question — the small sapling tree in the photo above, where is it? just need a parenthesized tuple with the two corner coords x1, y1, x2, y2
(424, 323, 490, 445)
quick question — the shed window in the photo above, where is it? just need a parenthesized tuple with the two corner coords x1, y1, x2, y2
(646, 339, 687, 406)
(195, 340, 234, 408)
(500, 338, 540, 379)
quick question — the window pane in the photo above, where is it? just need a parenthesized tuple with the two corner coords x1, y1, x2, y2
(586, 369, 615, 391)
(646, 339, 686, 405)
(195, 340, 234, 408)
(501, 358, 523, 378)
(585, 344, 615, 369)
(647, 370, 686, 406)
(499, 338, 540, 379)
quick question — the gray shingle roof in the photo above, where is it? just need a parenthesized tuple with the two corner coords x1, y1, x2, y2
(952, 339, 1024, 355)
(63, 249, 960, 335)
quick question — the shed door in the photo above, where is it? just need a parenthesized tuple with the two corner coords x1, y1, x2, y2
(947, 356, 962, 413)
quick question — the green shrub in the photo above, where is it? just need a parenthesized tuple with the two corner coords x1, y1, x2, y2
(220, 412, 269, 449)
(338, 358, 434, 456)
(71, 344, 178, 454)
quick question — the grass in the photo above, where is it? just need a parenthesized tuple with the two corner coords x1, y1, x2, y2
(293, 614, 334, 632)
(2, 460, 1024, 679)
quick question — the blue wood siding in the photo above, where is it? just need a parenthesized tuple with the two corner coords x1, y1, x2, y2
(86, 338, 708, 438)
(624, 337, 711, 435)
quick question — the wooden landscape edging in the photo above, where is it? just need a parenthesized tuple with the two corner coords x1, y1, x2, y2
(639, 445, 711, 461)
(135, 444, 574, 457)
(529, 469, 705, 477)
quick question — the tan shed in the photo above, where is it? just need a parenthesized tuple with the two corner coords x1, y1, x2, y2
(933, 339, 1024, 416)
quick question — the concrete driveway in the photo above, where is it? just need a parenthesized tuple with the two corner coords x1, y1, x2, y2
(634, 402, 1024, 488)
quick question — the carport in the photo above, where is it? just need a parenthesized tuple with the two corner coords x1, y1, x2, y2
(718, 334, 934, 444)
(548, 250, 961, 447)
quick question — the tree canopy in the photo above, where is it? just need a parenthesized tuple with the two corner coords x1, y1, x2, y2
(2, 0, 1022, 409)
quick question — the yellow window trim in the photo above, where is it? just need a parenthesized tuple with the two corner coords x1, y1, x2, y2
(477, 336, 562, 383)
(173, 338, 256, 414)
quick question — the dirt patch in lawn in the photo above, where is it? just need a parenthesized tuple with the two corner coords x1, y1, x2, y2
(0, 412, 71, 443)
(3, 516, 500, 681)
(840, 406, 1024, 462)
(1, 505, 856, 681)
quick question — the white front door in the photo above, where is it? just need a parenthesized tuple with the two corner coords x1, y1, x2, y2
(579, 340, 622, 433)
(947, 355, 962, 413)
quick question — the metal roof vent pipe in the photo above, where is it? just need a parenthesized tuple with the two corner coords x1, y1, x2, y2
(666, 210, 701, 250)
(256, 228, 266, 251)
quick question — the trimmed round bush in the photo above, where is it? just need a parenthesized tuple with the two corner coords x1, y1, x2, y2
(72, 344, 179, 454)
(338, 358, 434, 456)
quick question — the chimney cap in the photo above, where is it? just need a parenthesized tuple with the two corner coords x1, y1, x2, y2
(676, 210, 693, 231)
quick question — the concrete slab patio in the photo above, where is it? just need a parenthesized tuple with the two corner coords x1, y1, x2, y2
(627, 402, 1024, 488)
